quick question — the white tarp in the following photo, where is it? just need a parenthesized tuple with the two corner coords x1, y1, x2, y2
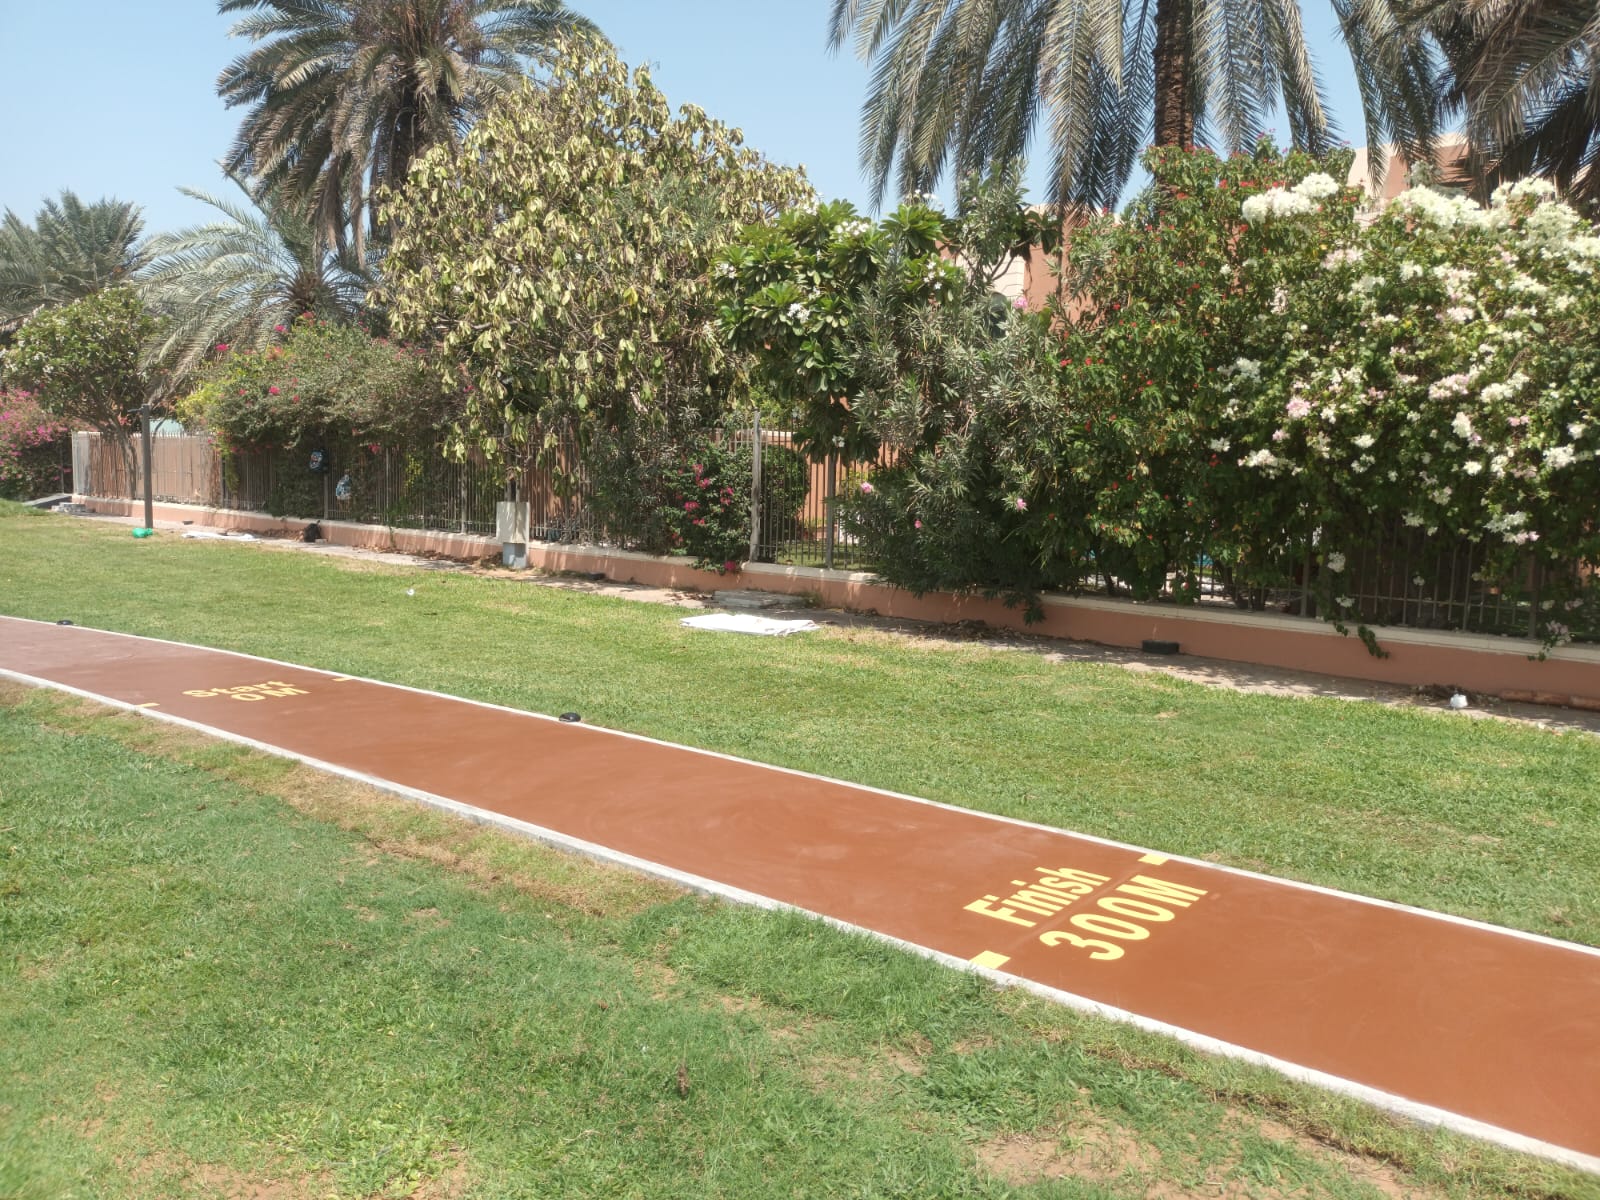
(680, 613, 819, 637)
(181, 530, 258, 541)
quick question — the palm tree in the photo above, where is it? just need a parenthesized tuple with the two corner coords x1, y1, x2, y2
(1408, 0, 1600, 205)
(138, 174, 374, 387)
(217, 0, 600, 256)
(828, 0, 1445, 210)
(0, 191, 146, 328)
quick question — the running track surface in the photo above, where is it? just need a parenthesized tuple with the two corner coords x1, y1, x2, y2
(3, 615, 1597, 1173)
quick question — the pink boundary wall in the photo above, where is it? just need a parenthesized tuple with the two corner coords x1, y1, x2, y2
(81, 495, 1600, 709)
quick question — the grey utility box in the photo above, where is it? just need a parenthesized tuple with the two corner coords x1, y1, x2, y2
(496, 501, 531, 569)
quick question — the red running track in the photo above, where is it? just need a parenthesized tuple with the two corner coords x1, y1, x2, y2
(2, 614, 1597, 1172)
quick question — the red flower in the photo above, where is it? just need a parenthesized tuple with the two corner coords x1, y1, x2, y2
(268, 386, 280, 395)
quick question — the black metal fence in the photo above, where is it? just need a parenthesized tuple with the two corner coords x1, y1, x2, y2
(70, 428, 1593, 642)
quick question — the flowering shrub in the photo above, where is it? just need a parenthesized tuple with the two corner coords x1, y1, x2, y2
(181, 315, 455, 454)
(0, 391, 69, 499)
(2, 287, 158, 495)
(179, 316, 463, 515)
(817, 143, 1600, 646)
(1225, 177, 1600, 640)
(659, 440, 752, 571)
(844, 142, 1363, 608)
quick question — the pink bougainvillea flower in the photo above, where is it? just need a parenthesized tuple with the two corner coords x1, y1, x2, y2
(1013, 496, 1027, 512)
(859, 481, 874, 494)
(215, 343, 230, 353)
(914, 519, 922, 529)
(273, 324, 287, 334)
(723, 560, 739, 573)
(1012, 296, 1027, 310)
(684, 500, 699, 511)
(268, 386, 280, 395)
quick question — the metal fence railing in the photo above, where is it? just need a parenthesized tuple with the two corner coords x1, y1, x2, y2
(70, 428, 1592, 642)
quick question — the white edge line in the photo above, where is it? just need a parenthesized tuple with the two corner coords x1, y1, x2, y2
(5, 660, 1598, 1177)
(6, 615, 1598, 963)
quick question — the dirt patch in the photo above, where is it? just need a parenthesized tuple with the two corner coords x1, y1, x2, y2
(881, 1047, 926, 1077)
(633, 960, 678, 999)
(1247, 1115, 1425, 1200)
(116, 1149, 333, 1200)
(978, 1120, 1159, 1188)
(406, 906, 450, 928)
(400, 1147, 471, 1199)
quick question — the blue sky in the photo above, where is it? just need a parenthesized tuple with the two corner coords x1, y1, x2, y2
(0, 0, 1369, 237)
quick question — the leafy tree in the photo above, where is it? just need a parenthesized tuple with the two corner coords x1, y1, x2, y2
(217, 0, 600, 256)
(718, 197, 952, 466)
(0, 191, 146, 328)
(377, 40, 811, 488)
(139, 175, 374, 388)
(2, 289, 161, 494)
(827, 0, 1443, 210)
(1408, 0, 1600, 205)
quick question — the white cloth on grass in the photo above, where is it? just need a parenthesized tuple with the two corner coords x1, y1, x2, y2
(680, 613, 818, 636)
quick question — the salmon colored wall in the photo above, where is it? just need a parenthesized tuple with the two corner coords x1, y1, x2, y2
(81, 495, 1600, 709)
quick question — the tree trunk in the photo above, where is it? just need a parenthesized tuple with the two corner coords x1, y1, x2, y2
(1152, 0, 1195, 150)
(114, 428, 138, 501)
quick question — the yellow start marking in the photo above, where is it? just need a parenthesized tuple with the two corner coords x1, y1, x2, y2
(1138, 853, 1169, 865)
(182, 681, 309, 703)
(970, 951, 1011, 970)
(136, 703, 160, 709)
(330, 676, 353, 681)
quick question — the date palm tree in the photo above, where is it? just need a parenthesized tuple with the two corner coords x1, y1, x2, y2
(829, 0, 1445, 210)
(1407, 0, 1600, 204)
(0, 191, 146, 329)
(138, 175, 374, 387)
(217, 0, 600, 256)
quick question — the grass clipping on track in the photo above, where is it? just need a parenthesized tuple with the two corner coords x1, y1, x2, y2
(2, 684, 1596, 1200)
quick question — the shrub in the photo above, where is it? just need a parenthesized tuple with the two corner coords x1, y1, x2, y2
(180, 315, 460, 515)
(821, 143, 1600, 645)
(0, 391, 70, 499)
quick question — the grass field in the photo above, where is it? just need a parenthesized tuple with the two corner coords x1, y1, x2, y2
(3, 501, 1599, 1197)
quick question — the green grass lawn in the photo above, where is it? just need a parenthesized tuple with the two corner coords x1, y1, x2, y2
(3, 501, 1599, 1198)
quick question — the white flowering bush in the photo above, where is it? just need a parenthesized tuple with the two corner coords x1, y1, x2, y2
(1226, 179, 1600, 641)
